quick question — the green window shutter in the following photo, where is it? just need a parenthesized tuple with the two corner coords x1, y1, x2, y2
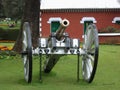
(51, 21, 60, 32)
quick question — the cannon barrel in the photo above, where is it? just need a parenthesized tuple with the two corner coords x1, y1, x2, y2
(44, 19, 70, 73)
(56, 19, 70, 40)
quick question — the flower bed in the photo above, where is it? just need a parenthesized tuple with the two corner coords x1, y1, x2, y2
(0, 45, 13, 51)
(0, 45, 16, 59)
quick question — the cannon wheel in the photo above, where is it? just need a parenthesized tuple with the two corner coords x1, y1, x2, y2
(82, 24, 99, 83)
(22, 22, 32, 83)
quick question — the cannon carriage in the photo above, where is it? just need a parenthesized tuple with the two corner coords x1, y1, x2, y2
(22, 17, 99, 83)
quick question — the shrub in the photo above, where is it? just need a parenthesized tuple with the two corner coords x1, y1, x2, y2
(99, 26, 120, 33)
(0, 28, 19, 41)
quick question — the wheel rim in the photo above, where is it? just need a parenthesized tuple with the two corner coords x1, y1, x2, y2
(82, 24, 99, 83)
(22, 22, 32, 83)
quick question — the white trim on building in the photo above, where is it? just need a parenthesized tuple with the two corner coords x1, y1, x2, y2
(112, 17, 120, 23)
(98, 33, 120, 36)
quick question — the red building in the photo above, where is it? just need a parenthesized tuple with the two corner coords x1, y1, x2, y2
(40, 0, 120, 43)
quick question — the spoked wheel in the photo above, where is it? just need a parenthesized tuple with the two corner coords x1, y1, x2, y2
(82, 24, 99, 83)
(22, 22, 32, 83)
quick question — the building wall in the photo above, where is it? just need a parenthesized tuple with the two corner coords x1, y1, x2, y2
(99, 36, 120, 44)
(41, 11, 120, 41)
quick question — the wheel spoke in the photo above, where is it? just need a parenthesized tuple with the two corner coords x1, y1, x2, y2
(82, 58, 93, 80)
(23, 56, 28, 78)
(86, 62, 91, 79)
(85, 29, 93, 49)
(88, 47, 95, 55)
(25, 59, 29, 79)
(23, 39, 27, 48)
(82, 59, 86, 78)
(23, 31, 27, 51)
(86, 58, 93, 73)
(87, 55, 94, 62)
(23, 56, 27, 65)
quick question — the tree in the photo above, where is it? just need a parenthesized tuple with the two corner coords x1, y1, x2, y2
(13, 0, 40, 52)
(2, 0, 23, 19)
(0, 0, 5, 18)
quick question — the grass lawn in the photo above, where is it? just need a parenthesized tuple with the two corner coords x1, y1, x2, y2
(0, 42, 15, 47)
(0, 45, 120, 90)
(0, 21, 21, 30)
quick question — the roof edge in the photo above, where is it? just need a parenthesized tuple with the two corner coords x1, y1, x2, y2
(41, 8, 120, 13)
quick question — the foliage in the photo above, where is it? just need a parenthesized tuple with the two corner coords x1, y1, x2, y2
(0, 28, 19, 40)
(0, 50, 17, 59)
(1, 0, 23, 19)
(0, 0, 5, 17)
(99, 26, 120, 33)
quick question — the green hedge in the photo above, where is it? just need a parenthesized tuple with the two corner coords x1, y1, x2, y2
(0, 28, 19, 41)
(99, 26, 120, 33)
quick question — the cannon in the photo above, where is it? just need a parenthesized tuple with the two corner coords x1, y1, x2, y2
(44, 19, 70, 73)
(22, 17, 99, 83)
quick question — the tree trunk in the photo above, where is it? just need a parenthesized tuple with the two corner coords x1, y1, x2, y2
(13, 0, 40, 52)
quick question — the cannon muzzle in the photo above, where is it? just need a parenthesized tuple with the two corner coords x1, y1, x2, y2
(56, 19, 70, 40)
